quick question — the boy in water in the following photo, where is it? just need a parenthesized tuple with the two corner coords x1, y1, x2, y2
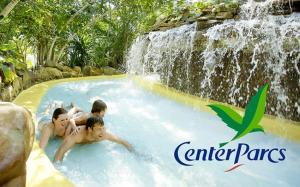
(74, 99, 107, 125)
(54, 116, 132, 161)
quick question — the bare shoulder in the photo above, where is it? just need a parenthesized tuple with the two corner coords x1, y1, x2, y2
(41, 122, 53, 134)
(65, 126, 86, 143)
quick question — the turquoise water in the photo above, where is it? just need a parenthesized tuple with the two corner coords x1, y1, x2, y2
(36, 79, 300, 187)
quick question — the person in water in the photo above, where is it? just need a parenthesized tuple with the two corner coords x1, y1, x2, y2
(74, 99, 107, 125)
(39, 108, 79, 149)
(54, 116, 133, 161)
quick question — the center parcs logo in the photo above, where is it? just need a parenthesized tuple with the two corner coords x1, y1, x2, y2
(174, 84, 287, 172)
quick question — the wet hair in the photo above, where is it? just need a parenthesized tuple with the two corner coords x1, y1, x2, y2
(91, 100, 107, 113)
(86, 116, 104, 130)
(52, 108, 67, 123)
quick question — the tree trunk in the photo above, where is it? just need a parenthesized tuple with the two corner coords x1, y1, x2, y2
(0, 0, 20, 19)
(46, 36, 58, 65)
(65, 3, 91, 27)
(54, 44, 68, 65)
(37, 39, 47, 67)
(44, 2, 92, 67)
(37, 41, 43, 66)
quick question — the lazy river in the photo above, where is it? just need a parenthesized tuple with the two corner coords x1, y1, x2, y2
(33, 77, 300, 187)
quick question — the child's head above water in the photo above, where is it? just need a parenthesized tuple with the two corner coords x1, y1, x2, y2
(91, 100, 107, 117)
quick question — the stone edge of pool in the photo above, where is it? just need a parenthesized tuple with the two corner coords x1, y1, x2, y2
(13, 75, 126, 187)
(12, 74, 300, 187)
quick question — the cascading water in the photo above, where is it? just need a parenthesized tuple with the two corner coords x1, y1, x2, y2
(127, 23, 198, 91)
(201, 0, 300, 119)
(126, 0, 300, 121)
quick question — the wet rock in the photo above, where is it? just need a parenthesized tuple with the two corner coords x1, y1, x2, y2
(186, 17, 197, 24)
(102, 67, 123, 75)
(148, 2, 241, 32)
(202, 8, 213, 15)
(73, 66, 81, 74)
(272, 0, 300, 14)
(196, 20, 223, 30)
(0, 88, 11, 101)
(91, 68, 103, 76)
(63, 71, 81, 78)
(53, 64, 64, 71)
(197, 16, 209, 21)
(212, 7, 220, 14)
(216, 11, 234, 20)
(61, 66, 73, 73)
(20, 71, 31, 89)
(34, 67, 63, 81)
(82, 66, 93, 76)
(55, 65, 79, 78)
(62, 72, 72, 78)
(0, 102, 35, 186)
(12, 77, 22, 98)
(83, 66, 103, 76)
(193, 31, 208, 51)
(55, 65, 75, 73)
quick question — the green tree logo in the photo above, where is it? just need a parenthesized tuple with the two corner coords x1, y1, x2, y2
(208, 84, 268, 147)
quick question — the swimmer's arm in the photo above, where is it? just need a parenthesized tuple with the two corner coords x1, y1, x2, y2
(65, 124, 72, 137)
(39, 125, 52, 149)
(54, 136, 76, 161)
(105, 133, 133, 152)
(65, 119, 79, 137)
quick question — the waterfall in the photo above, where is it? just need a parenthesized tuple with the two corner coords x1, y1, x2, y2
(127, 23, 198, 91)
(201, 0, 300, 116)
(126, 0, 300, 121)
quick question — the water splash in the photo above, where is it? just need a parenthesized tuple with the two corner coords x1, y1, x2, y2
(127, 23, 198, 92)
(126, 0, 300, 121)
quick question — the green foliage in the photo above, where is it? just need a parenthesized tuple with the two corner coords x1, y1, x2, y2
(0, 0, 241, 73)
(0, 42, 23, 69)
(0, 64, 17, 83)
(0, 0, 198, 71)
(0, 0, 11, 12)
(67, 36, 88, 68)
(165, 0, 240, 18)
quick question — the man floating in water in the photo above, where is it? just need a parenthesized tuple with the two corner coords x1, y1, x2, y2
(54, 116, 133, 161)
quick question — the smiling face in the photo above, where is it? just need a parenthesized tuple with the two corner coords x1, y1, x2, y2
(86, 116, 105, 140)
(53, 113, 69, 130)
